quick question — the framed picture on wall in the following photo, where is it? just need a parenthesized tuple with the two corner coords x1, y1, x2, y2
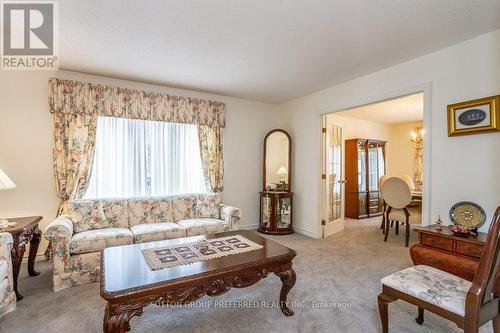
(447, 95, 500, 136)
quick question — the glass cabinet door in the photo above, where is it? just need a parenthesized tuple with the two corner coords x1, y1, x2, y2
(368, 143, 385, 191)
(260, 195, 271, 228)
(276, 196, 292, 229)
(357, 141, 367, 192)
(377, 145, 385, 181)
(368, 143, 378, 191)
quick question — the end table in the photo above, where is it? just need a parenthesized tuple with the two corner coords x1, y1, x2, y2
(1, 216, 43, 300)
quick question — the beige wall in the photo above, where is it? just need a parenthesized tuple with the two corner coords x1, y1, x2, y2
(0, 70, 280, 255)
(326, 113, 392, 142)
(280, 29, 500, 237)
(388, 121, 423, 178)
(326, 114, 422, 189)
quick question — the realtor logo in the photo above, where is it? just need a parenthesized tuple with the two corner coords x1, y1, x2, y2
(1, 1, 58, 70)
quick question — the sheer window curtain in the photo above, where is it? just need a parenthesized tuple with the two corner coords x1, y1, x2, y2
(84, 117, 206, 199)
(150, 121, 206, 196)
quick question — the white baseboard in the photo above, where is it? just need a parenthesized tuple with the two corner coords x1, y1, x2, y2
(293, 226, 319, 238)
(238, 224, 259, 230)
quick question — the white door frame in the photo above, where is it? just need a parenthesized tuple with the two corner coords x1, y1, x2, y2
(318, 82, 432, 231)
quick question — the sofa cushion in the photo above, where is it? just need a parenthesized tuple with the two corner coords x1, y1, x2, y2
(130, 223, 186, 243)
(68, 200, 108, 233)
(100, 199, 129, 228)
(172, 195, 197, 221)
(381, 265, 472, 316)
(128, 198, 174, 226)
(155, 199, 175, 222)
(196, 193, 221, 219)
(176, 218, 228, 236)
(69, 228, 134, 255)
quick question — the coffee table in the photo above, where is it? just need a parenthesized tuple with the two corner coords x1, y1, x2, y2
(100, 230, 297, 333)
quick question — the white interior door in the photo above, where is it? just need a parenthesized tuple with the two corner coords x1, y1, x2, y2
(321, 116, 345, 237)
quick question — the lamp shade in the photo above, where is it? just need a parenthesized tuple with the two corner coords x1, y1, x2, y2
(0, 168, 16, 190)
(277, 166, 288, 176)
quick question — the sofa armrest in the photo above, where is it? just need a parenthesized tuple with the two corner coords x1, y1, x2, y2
(44, 215, 74, 274)
(220, 205, 241, 230)
(44, 215, 74, 240)
(0, 232, 13, 260)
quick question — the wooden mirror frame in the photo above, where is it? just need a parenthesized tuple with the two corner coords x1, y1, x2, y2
(263, 129, 292, 192)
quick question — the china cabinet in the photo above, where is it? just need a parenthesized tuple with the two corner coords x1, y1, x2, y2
(259, 129, 294, 235)
(345, 138, 386, 219)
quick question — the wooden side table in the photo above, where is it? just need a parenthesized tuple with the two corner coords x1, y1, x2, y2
(1, 216, 43, 300)
(411, 224, 487, 281)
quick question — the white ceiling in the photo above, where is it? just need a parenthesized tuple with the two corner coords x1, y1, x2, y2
(337, 93, 424, 124)
(59, 1, 500, 104)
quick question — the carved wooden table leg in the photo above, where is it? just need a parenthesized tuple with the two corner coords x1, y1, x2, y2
(2, 216, 43, 301)
(275, 268, 296, 316)
(11, 240, 27, 301)
(28, 227, 41, 276)
(103, 303, 143, 333)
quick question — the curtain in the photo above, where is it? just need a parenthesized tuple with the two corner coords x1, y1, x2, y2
(84, 117, 206, 199)
(49, 77, 224, 205)
(49, 78, 225, 127)
(198, 125, 224, 192)
(150, 121, 206, 196)
(52, 113, 97, 213)
(84, 117, 148, 198)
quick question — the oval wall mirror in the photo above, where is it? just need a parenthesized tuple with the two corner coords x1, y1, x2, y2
(263, 129, 291, 192)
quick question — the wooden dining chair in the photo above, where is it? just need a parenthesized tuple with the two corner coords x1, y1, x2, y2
(380, 177, 421, 246)
(379, 175, 389, 231)
(378, 206, 500, 333)
(401, 175, 415, 191)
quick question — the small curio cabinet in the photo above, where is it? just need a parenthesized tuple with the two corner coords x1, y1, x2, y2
(258, 129, 294, 235)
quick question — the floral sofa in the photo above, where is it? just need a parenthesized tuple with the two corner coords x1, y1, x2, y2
(44, 193, 240, 291)
(0, 232, 16, 318)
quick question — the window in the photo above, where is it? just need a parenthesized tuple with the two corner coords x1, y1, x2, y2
(84, 117, 206, 199)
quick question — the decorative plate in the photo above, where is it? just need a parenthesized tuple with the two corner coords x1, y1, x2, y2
(449, 201, 486, 229)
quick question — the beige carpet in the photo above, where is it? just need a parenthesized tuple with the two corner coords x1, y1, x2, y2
(0, 218, 493, 333)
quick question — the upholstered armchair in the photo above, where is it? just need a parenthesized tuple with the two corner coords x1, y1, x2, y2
(0, 232, 16, 318)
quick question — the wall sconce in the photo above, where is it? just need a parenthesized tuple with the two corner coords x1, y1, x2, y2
(410, 128, 425, 143)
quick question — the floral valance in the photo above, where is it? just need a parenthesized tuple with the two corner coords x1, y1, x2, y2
(48, 78, 226, 127)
